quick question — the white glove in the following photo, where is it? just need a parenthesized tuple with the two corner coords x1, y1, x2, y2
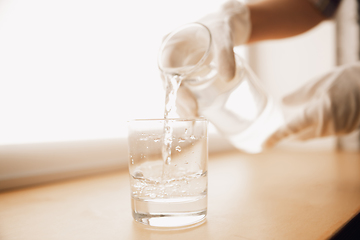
(197, 0, 251, 81)
(265, 62, 360, 147)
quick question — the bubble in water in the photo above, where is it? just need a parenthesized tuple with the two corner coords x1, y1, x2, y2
(175, 146, 181, 152)
(190, 135, 196, 140)
(140, 133, 148, 141)
(166, 156, 171, 165)
(134, 171, 143, 178)
(185, 128, 188, 134)
(178, 138, 185, 143)
(154, 138, 161, 143)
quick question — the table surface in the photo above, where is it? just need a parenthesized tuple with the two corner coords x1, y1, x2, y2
(1, 149, 360, 240)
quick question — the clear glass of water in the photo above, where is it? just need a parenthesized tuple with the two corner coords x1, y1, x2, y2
(127, 118, 208, 228)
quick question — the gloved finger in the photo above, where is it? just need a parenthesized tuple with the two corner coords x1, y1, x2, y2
(199, 12, 236, 83)
(220, 0, 251, 45)
(175, 87, 199, 118)
(283, 71, 334, 106)
(292, 125, 318, 141)
(213, 33, 236, 82)
(264, 102, 319, 148)
(176, 103, 199, 118)
(176, 97, 198, 118)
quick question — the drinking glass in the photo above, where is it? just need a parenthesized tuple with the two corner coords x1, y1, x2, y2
(127, 118, 208, 227)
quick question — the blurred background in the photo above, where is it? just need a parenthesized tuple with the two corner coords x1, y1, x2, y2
(0, 0, 358, 190)
(0, 0, 226, 145)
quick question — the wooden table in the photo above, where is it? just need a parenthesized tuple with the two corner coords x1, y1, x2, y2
(1, 149, 360, 240)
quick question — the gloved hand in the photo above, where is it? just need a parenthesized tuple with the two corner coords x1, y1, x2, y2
(197, 0, 251, 82)
(265, 62, 360, 147)
(161, 0, 251, 118)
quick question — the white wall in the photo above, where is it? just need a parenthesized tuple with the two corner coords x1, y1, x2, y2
(0, 0, 229, 145)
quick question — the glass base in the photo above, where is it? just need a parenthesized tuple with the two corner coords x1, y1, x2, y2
(131, 195, 207, 228)
(133, 210, 207, 228)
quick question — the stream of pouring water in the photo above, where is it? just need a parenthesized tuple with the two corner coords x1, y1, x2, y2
(162, 73, 183, 168)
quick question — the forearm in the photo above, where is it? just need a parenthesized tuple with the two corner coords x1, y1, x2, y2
(246, 0, 327, 43)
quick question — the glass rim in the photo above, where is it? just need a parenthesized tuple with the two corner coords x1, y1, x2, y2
(157, 22, 212, 75)
(127, 118, 208, 123)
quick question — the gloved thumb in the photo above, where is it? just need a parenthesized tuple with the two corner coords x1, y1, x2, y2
(264, 102, 320, 148)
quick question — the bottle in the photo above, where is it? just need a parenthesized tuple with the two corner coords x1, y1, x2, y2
(158, 23, 283, 153)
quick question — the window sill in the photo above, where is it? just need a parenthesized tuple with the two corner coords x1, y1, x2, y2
(0, 134, 234, 191)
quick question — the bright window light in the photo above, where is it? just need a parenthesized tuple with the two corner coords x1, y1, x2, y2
(0, 0, 245, 145)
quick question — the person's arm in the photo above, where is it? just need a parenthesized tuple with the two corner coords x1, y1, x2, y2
(247, 0, 327, 43)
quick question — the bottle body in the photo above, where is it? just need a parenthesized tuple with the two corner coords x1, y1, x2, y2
(158, 23, 283, 153)
(183, 54, 283, 153)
